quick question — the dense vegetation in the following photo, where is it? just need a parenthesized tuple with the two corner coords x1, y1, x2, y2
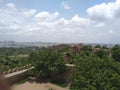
(71, 58, 120, 90)
(0, 47, 44, 72)
(29, 49, 66, 79)
(71, 46, 120, 90)
(111, 45, 120, 62)
(1, 44, 120, 90)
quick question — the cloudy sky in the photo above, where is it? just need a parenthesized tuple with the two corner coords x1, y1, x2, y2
(0, 0, 120, 43)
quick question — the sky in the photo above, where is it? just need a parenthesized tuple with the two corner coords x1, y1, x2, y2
(0, 0, 120, 44)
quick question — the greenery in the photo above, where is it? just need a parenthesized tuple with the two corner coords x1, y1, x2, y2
(70, 45, 120, 90)
(71, 57, 120, 90)
(29, 49, 66, 78)
(111, 45, 120, 62)
(0, 47, 44, 72)
(17, 78, 28, 84)
(1, 44, 120, 90)
(95, 49, 108, 59)
(52, 81, 68, 88)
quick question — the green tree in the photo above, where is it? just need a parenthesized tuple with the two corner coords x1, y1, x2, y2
(95, 45, 102, 49)
(111, 45, 120, 62)
(30, 49, 66, 78)
(71, 56, 120, 90)
(95, 49, 108, 59)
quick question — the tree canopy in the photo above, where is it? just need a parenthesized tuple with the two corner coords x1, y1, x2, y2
(29, 49, 66, 78)
(111, 45, 120, 62)
(71, 55, 120, 90)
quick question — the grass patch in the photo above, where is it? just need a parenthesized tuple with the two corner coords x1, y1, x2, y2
(17, 78, 28, 85)
(52, 81, 68, 88)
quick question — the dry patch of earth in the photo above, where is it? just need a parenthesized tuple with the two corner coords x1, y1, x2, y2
(12, 81, 69, 90)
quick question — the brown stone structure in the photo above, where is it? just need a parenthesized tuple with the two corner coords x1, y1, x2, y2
(72, 44, 83, 54)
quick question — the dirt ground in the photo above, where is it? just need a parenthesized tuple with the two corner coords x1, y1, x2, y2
(12, 81, 69, 90)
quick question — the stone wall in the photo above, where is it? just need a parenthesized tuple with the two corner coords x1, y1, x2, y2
(4, 65, 73, 85)
(5, 70, 28, 85)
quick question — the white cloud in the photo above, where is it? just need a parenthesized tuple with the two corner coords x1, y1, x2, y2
(87, 0, 120, 20)
(6, 3, 16, 10)
(0, 0, 120, 43)
(22, 9, 37, 17)
(95, 23, 105, 28)
(61, 2, 71, 10)
(35, 11, 59, 22)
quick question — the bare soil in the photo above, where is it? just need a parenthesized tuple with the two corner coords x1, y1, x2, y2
(12, 81, 69, 90)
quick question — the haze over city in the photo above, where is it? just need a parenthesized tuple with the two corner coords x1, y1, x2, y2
(0, 0, 120, 44)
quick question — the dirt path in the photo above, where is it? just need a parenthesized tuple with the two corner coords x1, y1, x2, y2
(12, 82, 69, 90)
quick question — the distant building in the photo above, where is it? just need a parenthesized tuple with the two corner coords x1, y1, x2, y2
(72, 44, 83, 54)
(52, 44, 71, 51)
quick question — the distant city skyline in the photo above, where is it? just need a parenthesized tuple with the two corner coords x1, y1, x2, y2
(0, 0, 120, 44)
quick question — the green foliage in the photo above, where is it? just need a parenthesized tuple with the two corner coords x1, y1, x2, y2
(71, 56, 120, 90)
(27, 69, 36, 77)
(52, 81, 68, 88)
(95, 45, 102, 49)
(1, 45, 120, 90)
(17, 78, 28, 84)
(95, 49, 108, 59)
(66, 51, 72, 57)
(0, 47, 44, 71)
(82, 45, 93, 52)
(111, 45, 120, 62)
(29, 49, 66, 78)
(102, 46, 108, 50)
